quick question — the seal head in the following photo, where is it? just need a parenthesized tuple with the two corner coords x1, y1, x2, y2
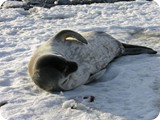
(31, 55, 78, 92)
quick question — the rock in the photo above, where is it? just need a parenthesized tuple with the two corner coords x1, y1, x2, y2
(1, 1, 30, 9)
(1, 0, 151, 9)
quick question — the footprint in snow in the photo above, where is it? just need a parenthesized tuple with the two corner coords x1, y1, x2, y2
(0, 101, 7, 107)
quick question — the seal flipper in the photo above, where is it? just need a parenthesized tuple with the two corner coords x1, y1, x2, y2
(122, 43, 157, 56)
(54, 30, 88, 44)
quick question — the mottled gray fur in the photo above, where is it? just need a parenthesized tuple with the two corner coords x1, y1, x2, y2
(28, 30, 156, 92)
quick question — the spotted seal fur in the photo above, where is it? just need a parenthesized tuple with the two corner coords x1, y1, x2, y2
(28, 30, 157, 92)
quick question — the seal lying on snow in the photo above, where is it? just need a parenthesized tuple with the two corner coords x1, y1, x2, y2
(28, 30, 157, 92)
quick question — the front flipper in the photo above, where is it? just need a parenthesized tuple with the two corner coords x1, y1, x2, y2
(86, 69, 106, 84)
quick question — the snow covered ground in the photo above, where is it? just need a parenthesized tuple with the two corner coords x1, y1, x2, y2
(0, 0, 160, 120)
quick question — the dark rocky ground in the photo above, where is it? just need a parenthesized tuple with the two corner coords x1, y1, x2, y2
(1, 0, 153, 9)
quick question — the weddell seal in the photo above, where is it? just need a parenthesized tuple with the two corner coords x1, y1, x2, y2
(28, 30, 157, 92)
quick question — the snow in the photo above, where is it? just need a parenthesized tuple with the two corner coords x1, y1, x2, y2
(154, 0, 160, 7)
(0, 0, 5, 6)
(0, 0, 160, 120)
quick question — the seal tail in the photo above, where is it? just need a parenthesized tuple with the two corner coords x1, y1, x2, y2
(122, 43, 157, 56)
(54, 30, 88, 44)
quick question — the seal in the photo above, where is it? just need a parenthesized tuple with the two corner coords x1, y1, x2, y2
(28, 30, 157, 92)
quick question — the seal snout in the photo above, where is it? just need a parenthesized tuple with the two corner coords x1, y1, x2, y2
(33, 69, 62, 92)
